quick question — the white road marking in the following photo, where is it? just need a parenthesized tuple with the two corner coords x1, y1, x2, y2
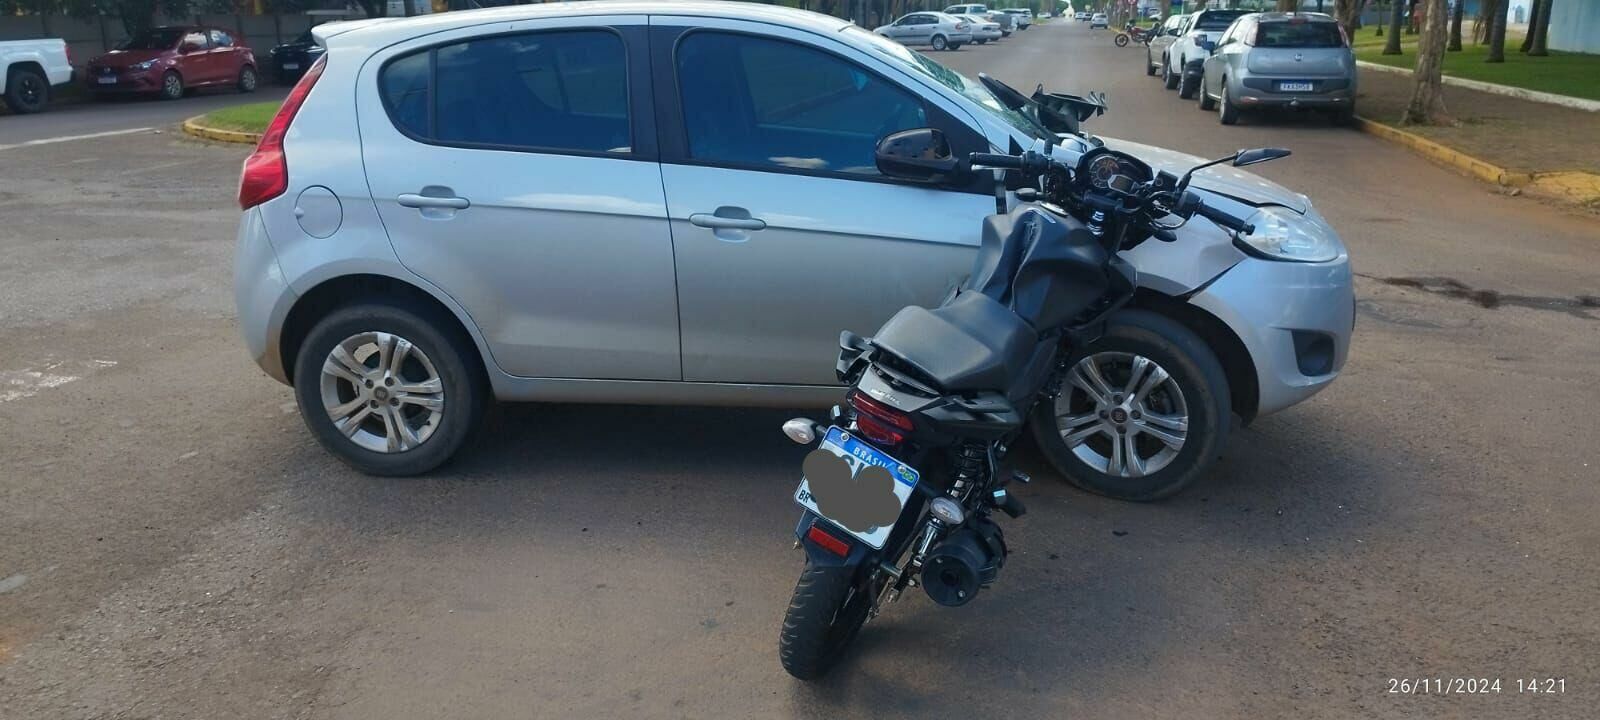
(0, 359, 117, 403)
(0, 127, 155, 153)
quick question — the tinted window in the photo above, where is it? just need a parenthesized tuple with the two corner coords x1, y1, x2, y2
(1195, 11, 1248, 30)
(381, 51, 430, 138)
(677, 32, 927, 176)
(1256, 22, 1345, 48)
(210, 30, 234, 48)
(380, 31, 630, 154)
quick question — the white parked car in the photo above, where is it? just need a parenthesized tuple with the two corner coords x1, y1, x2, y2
(1075, 11, 1090, 21)
(1000, 8, 1033, 29)
(876, 12, 973, 51)
(1089, 13, 1109, 29)
(944, 3, 1013, 36)
(2, 38, 74, 114)
(959, 14, 1003, 43)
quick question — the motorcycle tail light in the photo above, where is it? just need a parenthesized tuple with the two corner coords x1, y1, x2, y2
(848, 390, 912, 446)
(806, 525, 851, 557)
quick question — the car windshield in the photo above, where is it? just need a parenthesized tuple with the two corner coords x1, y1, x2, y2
(848, 26, 1053, 142)
(1195, 11, 1248, 30)
(118, 28, 183, 50)
(1255, 22, 1345, 48)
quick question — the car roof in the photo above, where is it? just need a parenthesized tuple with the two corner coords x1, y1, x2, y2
(314, 0, 853, 47)
(1252, 11, 1340, 23)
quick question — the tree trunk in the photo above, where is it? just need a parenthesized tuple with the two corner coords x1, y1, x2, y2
(1402, 0, 1451, 124)
(1473, 0, 1496, 44)
(1447, 0, 1463, 50)
(1384, 0, 1405, 52)
(1277, 0, 1296, 12)
(1520, 0, 1541, 52)
(1529, 0, 1552, 55)
(1485, 0, 1507, 62)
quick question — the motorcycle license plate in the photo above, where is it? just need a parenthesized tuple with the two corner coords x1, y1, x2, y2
(97, 77, 117, 85)
(282, 63, 300, 70)
(795, 426, 919, 550)
(1278, 81, 1314, 92)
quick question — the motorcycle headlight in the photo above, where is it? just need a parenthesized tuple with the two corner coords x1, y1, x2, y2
(1237, 206, 1342, 263)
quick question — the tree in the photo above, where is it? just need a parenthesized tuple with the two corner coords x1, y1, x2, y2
(1402, 0, 1450, 124)
(1472, 0, 1496, 44)
(1384, 0, 1405, 53)
(1485, 0, 1507, 62)
(1528, 0, 1552, 55)
(1276, 0, 1296, 11)
(1446, 0, 1463, 50)
(1520, 0, 1542, 52)
(1334, 0, 1368, 33)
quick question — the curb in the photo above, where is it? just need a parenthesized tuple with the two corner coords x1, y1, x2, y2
(1352, 116, 1600, 207)
(1356, 60, 1600, 113)
(181, 116, 262, 145)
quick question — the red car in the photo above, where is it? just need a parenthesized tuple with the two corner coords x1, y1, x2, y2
(85, 26, 257, 100)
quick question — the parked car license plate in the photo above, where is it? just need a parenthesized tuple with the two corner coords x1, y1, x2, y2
(794, 426, 919, 549)
(282, 63, 299, 70)
(97, 77, 117, 85)
(1278, 81, 1314, 92)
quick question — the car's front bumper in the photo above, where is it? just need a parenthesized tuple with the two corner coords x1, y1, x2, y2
(84, 68, 160, 93)
(1188, 251, 1354, 419)
(234, 208, 297, 385)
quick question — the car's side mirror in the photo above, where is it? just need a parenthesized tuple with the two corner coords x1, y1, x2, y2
(875, 128, 962, 184)
(1233, 147, 1292, 167)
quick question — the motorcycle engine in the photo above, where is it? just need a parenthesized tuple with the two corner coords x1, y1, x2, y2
(921, 517, 1007, 607)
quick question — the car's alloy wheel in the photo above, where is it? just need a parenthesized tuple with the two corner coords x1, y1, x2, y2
(932, 34, 948, 50)
(238, 66, 257, 93)
(1054, 352, 1189, 478)
(1219, 82, 1239, 125)
(160, 72, 183, 100)
(319, 331, 446, 454)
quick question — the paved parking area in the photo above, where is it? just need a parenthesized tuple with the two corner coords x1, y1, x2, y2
(0, 22, 1596, 720)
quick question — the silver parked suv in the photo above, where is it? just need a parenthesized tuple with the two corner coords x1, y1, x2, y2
(1199, 12, 1356, 125)
(234, 1, 1352, 500)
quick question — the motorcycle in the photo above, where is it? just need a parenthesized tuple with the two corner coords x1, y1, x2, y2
(775, 128, 1289, 680)
(1114, 22, 1156, 47)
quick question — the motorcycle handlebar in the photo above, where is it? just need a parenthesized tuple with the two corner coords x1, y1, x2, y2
(1193, 201, 1255, 235)
(969, 153, 1023, 169)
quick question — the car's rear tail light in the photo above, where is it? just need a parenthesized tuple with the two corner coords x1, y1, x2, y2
(848, 390, 913, 446)
(238, 53, 325, 210)
(806, 525, 851, 557)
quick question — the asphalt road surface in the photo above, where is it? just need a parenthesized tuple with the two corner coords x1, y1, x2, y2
(0, 85, 289, 147)
(2, 20, 1596, 720)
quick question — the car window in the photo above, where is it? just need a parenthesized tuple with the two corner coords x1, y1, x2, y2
(209, 30, 234, 48)
(676, 32, 927, 176)
(181, 31, 208, 51)
(1194, 11, 1248, 30)
(1255, 21, 1346, 48)
(119, 28, 184, 50)
(379, 30, 630, 154)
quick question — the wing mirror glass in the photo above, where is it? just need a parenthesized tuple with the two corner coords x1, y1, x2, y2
(875, 128, 962, 184)
(1233, 147, 1292, 167)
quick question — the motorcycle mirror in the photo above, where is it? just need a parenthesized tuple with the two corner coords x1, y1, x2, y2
(1232, 147, 1292, 167)
(874, 128, 962, 184)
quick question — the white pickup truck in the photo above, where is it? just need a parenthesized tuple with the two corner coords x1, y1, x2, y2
(2, 38, 74, 114)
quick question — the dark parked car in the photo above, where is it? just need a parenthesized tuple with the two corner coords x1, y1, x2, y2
(267, 29, 325, 84)
(85, 26, 257, 101)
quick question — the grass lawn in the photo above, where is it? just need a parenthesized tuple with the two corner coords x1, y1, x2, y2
(199, 101, 282, 134)
(1352, 32, 1600, 101)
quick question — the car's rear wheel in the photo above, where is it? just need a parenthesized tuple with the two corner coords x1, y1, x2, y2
(159, 71, 183, 101)
(293, 300, 486, 476)
(1198, 82, 1218, 111)
(1146, 49, 1157, 76)
(1178, 66, 1199, 99)
(1331, 103, 1356, 126)
(237, 65, 257, 93)
(1218, 82, 1240, 125)
(1031, 310, 1230, 502)
(931, 34, 949, 50)
(3, 67, 49, 114)
(1163, 55, 1179, 90)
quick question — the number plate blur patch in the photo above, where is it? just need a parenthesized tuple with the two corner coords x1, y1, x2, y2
(1278, 81, 1314, 92)
(795, 427, 919, 550)
(97, 77, 117, 85)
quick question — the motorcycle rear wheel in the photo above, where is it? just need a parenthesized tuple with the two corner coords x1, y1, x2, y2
(778, 561, 876, 680)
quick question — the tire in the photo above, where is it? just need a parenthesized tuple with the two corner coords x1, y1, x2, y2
(1331, 103, 1356, 126)
(931, 34, 948, 51)
(1115, 33, 1130, 47)
(292, 299, 487, 476)
(1218, 81, 1239, 125)
(1198, 81, 1218, 111)
(779, 562, 875, 681)
(1030, 309, 1231, 502)
(1145, 50, 1157, 76)
(237, 65, 257, 93)
(950, 42, 964, 50)
(1177, 67, 1198, 100)
(159, 71, 183, 101)
(3, 67, 49, 114)
(1163, 56, 1179, 90)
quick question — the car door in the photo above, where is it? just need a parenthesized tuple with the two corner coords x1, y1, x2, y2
(1204, 18, 1245, 97)
(652, 20, 998, 385)
(176, 30, 212, 84)
(208, 29, 240, 83)
(358, 18, 682, 380)
(905, 14, 936, 44)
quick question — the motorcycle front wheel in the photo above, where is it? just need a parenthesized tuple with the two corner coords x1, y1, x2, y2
(778, 561, 877, 680)
(1114, 33, 1130, 47)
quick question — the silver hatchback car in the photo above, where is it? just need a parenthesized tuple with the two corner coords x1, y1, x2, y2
(1199, 12, 1356, 125)
(233, 1, 1352, 500)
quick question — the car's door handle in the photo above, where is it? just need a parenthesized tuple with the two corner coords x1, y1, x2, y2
(689, 212, 766, 231)
(398, 193, 470, 210)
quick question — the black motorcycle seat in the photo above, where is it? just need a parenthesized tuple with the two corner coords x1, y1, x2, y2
(870, 292, 1039, 394)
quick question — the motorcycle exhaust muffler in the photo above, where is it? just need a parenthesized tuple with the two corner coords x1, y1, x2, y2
(920, 518, 1006, 607)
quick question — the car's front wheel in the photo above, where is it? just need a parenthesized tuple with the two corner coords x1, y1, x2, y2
(3, 67, 49, 114)
(293, 300, 486, 476)
(1031, 309, 1231, 502)
(237, 65, 257, 93)
(931, 34, 949, 50)
(159, 71, 183, 101)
